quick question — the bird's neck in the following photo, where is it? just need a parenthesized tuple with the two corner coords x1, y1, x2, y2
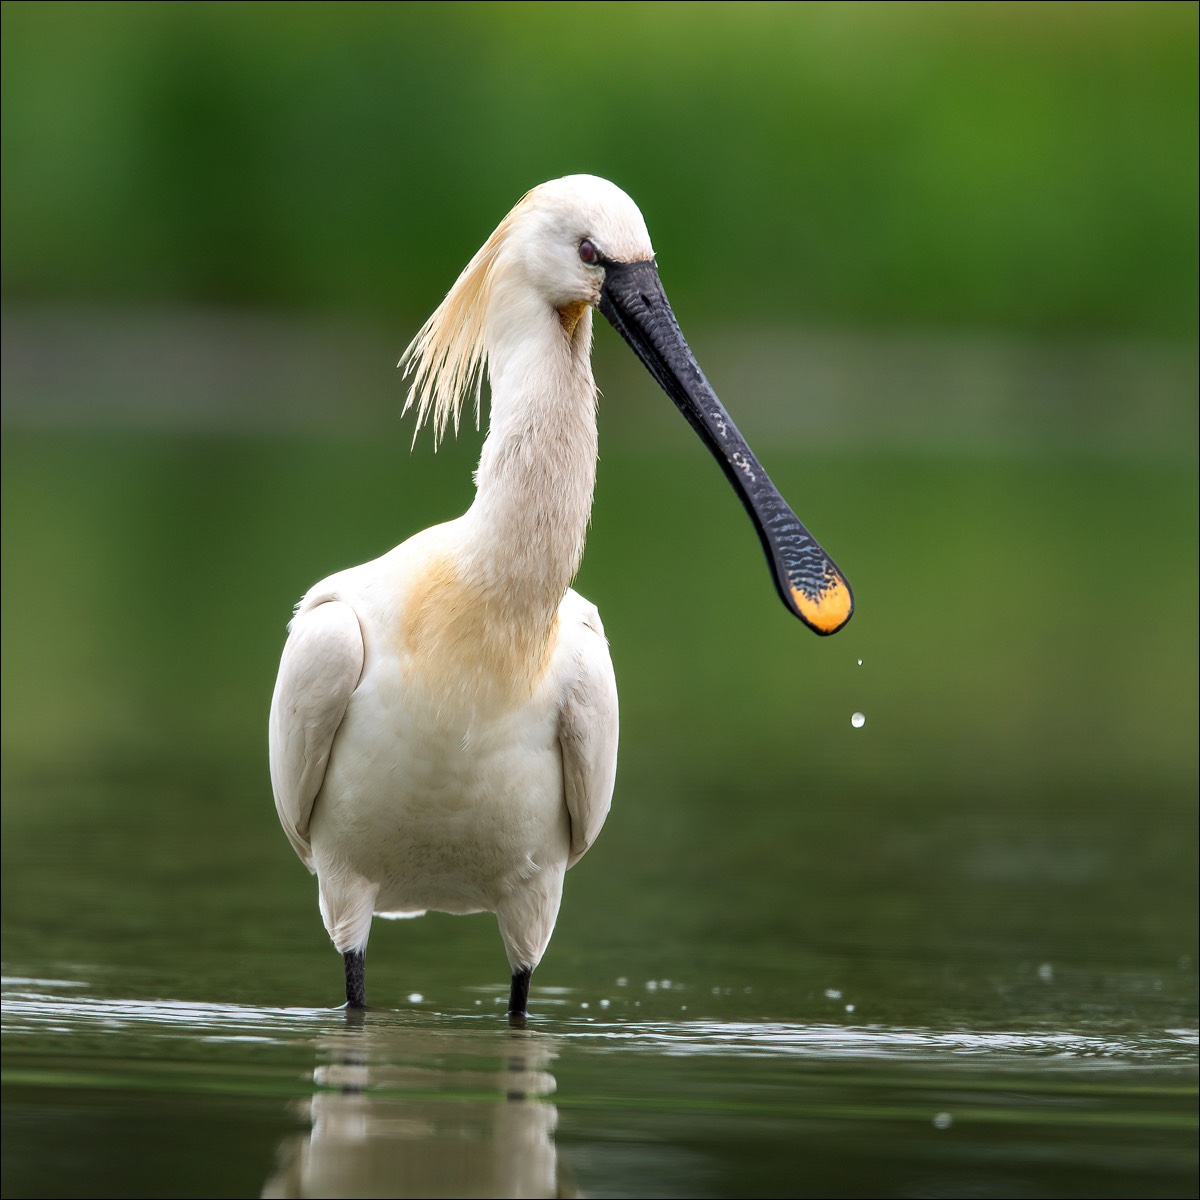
(459, 305, 598, 632)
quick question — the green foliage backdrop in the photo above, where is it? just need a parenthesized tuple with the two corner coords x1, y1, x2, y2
(3, 1, 1197, 335)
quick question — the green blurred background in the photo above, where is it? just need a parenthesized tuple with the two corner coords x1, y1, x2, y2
(4, 8, 1198, 1196)
(3, 1, 1198, 333)
(1, 1, 1197, 996)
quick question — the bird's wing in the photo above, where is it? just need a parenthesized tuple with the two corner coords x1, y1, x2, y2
(558, 598, 619, 869)
(268, 597, 364, 871)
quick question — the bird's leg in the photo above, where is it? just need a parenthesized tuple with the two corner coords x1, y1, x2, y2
(344, 949, 366, 1009)
(507, 966, 532, 1022)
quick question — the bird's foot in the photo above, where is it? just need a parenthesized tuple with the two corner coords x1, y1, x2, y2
(343, 948, 367, 1009)
(507, 966, 532, 1023)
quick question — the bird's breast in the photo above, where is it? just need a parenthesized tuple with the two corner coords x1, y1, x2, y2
(298, 532, 580, 913)
(311, 652, 570, 914)
(397, 551, 561, 712)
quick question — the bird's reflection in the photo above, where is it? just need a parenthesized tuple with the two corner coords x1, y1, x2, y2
(262, 1010, 576, 1199)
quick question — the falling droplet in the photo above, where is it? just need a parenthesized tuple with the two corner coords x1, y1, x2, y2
(933, 1112, 953, 1130)
(851, 712, 866, 729)
(857, 659, 863, 666)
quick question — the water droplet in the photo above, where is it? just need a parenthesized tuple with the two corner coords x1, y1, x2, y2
(615, 977, 628, 987)
(851, 712, 866, 729)
(1037, 962, 1054, 983)
(845, 1003, 855, 1013)
(599, 998, 610, 1008)
(580, 1001, 589, 1009)
(824, 988, 843, 1000)
(933, 1112, 953, 1130)
(407, 992, 424, 1004)
(857, 659, 863, 666)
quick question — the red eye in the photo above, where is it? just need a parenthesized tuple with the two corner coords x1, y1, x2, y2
(579, 239, 599, 264)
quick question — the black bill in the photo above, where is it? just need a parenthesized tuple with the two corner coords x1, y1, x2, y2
(599, 258, 853, 636)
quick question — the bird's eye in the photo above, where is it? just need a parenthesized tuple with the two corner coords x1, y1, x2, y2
(578, 239, 599, 265)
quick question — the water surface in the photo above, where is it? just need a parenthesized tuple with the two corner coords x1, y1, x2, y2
(2, 373, 1197, 1196)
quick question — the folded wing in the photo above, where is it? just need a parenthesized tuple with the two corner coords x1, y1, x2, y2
(558, 601, 619, 869)
(268, 598, 365, 870)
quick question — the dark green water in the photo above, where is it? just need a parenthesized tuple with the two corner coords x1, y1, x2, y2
(2, 415, 1197, 1197)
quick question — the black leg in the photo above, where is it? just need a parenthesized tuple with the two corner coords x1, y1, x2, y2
(344, 948, 366, 1009)
(507, 966, 532, 1020)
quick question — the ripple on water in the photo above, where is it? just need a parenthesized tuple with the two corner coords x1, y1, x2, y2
(3, 977, 1195, 1067)
(556, 1017, 1199, 1065)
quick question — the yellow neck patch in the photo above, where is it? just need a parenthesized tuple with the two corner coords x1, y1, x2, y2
(557, 300, 588, 339)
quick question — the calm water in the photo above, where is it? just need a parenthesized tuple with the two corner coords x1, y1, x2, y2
(2, 982, 1195, 1199)
(2, 339, 1198, 1197)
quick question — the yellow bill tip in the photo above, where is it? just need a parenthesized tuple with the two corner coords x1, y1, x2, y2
(790, 572, 854, 635)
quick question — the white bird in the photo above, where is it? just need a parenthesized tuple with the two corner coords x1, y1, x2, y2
(268, 175, 852, 1019)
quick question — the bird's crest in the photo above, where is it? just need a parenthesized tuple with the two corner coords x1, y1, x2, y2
(398, 191, 533, 448)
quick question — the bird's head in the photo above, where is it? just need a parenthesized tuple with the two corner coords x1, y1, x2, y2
(400, 175, 853, 636)
(401, 176, 653, 441)
(493, 175, 654, 324)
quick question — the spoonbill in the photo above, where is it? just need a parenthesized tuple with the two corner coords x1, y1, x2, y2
(268, 175, 852, 1018)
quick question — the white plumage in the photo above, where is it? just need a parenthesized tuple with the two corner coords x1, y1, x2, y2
(269, 174, 852, 1017)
